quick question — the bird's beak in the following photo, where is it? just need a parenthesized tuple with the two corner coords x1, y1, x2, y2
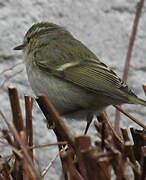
(13, 44, 26, 50)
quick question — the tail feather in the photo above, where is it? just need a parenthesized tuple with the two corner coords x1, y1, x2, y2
(128, 95, 146, 106)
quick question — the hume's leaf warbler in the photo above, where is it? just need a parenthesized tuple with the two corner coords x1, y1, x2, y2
(14, 22, 146, 133)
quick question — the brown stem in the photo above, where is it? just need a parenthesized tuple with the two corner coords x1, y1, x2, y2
(115, 0, 145, 133)
(24, 95, 34, 160)
(36, 95, 75, 149)
(8, 86, 24, 133)
(115, 105, 146, 129)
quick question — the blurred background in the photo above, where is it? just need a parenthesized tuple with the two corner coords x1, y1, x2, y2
(0, 0, 146, 179)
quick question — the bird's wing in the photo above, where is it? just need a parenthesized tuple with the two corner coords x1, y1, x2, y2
(34, 41, 137, 103)
(36, 55, 136, 103)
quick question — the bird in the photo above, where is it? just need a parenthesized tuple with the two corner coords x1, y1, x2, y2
(14, 22, 146, 133)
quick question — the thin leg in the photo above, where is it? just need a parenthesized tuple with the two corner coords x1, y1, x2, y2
(84, 113, 94, 134)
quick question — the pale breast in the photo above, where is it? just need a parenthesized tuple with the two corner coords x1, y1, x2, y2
(26, 61, 102, 115)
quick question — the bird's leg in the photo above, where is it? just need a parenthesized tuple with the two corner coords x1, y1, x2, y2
(84, 113, 94, 134)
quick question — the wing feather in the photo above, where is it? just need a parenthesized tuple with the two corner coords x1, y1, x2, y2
(34, 41, 135, 102)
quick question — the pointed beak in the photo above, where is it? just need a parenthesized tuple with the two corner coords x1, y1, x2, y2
(13, 44, 26, 50)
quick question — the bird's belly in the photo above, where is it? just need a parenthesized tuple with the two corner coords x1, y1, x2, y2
(27, 66, 99, 115)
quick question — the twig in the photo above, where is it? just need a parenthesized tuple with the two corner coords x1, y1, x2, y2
(130, 128, 146, 163)
(36, 95, 75, 149)
(63, 149, 84, 180)
(0, 111, 41, 179)
(24, 95, 34, 160)
(115, 0, 145, 133)
(114, 105, 146, 129)
(32, 141, 67, 149)
(97, 112, 124, 147)
(141, 146, 146, 180)
(0, 69, 24, 88)
(8, 86, 24, 133)
(75, 136, 91, 180)
(2, 129, 14, 146)
(0, 141, 67, 164)
(123, 0, 145, 82)
(41, 145, 68, 177)
(0, 137, 23, 159)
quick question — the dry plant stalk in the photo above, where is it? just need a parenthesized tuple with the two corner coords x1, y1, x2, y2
(115, 0, 145, 133)
(0, 87, 146, 180)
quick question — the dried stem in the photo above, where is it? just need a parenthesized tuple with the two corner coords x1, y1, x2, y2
(114, 105, 146, 129)
(36, 95, 75, 149)
(24, 95, 34, 160)
(115, 0, 145, 133)
(8, 86, 24, 133)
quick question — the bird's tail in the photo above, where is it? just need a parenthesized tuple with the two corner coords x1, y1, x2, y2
(128, 95, 146, 106)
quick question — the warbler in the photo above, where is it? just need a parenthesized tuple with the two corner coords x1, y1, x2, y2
(14, 22, 146, 133)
